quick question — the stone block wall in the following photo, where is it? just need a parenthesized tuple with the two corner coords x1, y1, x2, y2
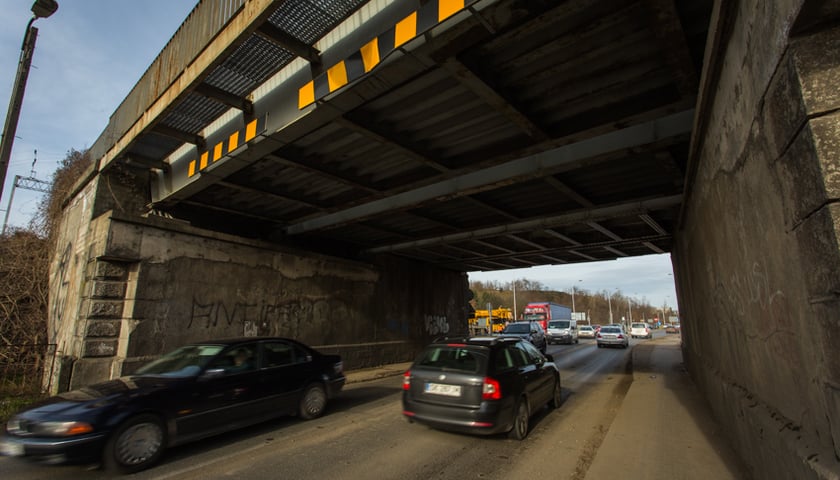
(674, 2, 840, 478)
(49, 206, 469, 390)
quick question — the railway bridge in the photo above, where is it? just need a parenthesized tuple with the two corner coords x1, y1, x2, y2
(49, 1, 840, 477)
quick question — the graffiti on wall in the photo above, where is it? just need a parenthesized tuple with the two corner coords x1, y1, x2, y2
(723, 262, 789, 320)
(715, 260, 794, 362)
(49, 242, 74, 340)
(424, 314, 449, 336)
(187, 296, 335, 333)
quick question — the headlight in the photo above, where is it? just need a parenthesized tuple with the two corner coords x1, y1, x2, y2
(7, 419, 94, 437)
(40, 421, 94, 436)
(6, 417, 20, 432)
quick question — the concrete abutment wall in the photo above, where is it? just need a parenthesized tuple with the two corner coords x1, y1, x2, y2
(674, 2, 840, 478)
(48, 201, 468, 393)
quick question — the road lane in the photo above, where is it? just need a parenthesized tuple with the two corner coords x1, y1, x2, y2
(1, 337, 639, 480)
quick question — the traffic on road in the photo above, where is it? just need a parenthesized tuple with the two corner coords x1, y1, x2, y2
(1, 330, 697, 479)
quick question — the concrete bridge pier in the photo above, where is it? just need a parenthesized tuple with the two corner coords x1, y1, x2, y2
(47, 165, 468, 392)
(674, 3, 840, 478)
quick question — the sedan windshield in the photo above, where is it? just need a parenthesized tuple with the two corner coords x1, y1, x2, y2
(135, 344, 225, 377)
(601, 327, 621, 334)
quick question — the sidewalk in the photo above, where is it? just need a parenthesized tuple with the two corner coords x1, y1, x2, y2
(584, 335, 749, 479)
(344, 361, 412, 384)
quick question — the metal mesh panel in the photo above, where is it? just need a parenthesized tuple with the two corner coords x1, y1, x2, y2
(269, 0, 368, 44)
(206, 35, 295, 97)
(162, 92, 228, 134)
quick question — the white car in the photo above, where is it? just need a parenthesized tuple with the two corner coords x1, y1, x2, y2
(578, 325, 596, 339)
(630, 322, 652, 339)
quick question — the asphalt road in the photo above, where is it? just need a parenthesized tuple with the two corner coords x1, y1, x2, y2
(1, 336, 655, 480)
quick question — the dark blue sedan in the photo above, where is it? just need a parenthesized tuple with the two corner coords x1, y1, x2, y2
(0, 337, 345, 473)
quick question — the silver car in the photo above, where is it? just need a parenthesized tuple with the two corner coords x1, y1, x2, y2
(578, 325, 596, 339)
(596, 325, 629, 349)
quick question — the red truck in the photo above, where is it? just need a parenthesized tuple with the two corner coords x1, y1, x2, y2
(522, 302, 573, 332)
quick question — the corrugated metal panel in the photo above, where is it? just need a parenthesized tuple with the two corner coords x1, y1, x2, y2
(91, 0, 247, 160)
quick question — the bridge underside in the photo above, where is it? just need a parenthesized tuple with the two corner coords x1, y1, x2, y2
(100, 0, 712, 271)
(50, 1, 840, 479)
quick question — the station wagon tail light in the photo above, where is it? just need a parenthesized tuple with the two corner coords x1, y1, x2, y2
(402, 371, 411, 390)
(482, 377, 502, 400)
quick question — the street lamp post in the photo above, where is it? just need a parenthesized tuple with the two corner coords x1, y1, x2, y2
(570, 279, 582, 319)
(512, 280, 517, 321)
(607, 293, 613, 324)
(0, 0, 58, 204)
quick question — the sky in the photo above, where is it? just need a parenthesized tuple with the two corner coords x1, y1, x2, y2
(0, 1, 680, 309)
(0, 1, 197, 230)
(469, 254, 678, 310)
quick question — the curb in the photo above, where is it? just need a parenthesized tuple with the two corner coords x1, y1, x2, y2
(345, 362, 412, 384)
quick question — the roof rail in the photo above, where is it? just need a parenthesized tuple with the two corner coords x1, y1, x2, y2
(431, 334, 470, 343)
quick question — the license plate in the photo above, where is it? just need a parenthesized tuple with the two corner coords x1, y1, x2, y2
(0, 439, 24, 457)
(425, 382, 462, 397)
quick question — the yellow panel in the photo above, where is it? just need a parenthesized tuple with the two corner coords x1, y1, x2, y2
(213, 142, 223, 161)
(299, 81, 315, 109)
(327, 61, 348, 92)
(199, 152, 209, 170)
(245, 119, 257, 141)
(439, 0, 464, 21)
(395, 12, 417, 48)
(228, 131, 240, 151)
(360, 38, 380, 73)
(188, 160, 196, 177)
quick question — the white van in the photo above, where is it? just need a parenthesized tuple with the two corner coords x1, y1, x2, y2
(547, 319, 578, 344)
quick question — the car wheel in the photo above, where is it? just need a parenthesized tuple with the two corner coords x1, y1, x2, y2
(549, 377, 562, 409)
(299, 383, 327, 419)
(508, 399, 530, 440)
(104, 414, 166, 474)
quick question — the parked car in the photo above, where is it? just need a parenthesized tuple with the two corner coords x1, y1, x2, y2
(578, 325, 596, 339)
(0, 337, 345, 473)
(402, 335, 561, 440)
(665, 324, 681, 334)
(630, 322, 652, 339)
(500, 321, 547, 353)
(596, 325, 629, 348)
